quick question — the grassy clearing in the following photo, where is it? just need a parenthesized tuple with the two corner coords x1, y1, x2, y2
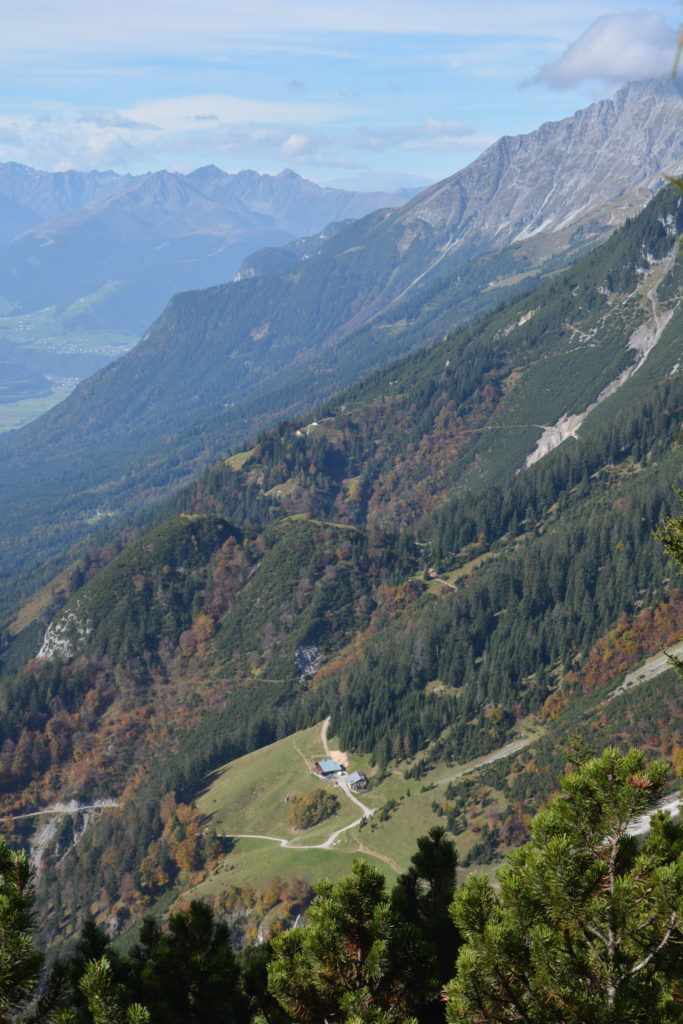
(9, 559, 83, 635)
(353, 787, 445, 870)
(189, 838, 382, 902)
(225, 448, 256, 471)
(436, 551, 497, 585)
(187, 649, 681, 909)
(194, 720, 544, 889)
(197, 725, 359, 840)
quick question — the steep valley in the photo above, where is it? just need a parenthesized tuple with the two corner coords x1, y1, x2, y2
(0, 180, 682, 951)
(1, 79, 682, 606)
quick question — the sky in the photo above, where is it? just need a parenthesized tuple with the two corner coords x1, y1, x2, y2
(0, 0, 680, 191)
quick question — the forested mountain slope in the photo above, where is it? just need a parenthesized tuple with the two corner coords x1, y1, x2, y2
(1, 81, 681, 599)
(0, 182, 682, 950)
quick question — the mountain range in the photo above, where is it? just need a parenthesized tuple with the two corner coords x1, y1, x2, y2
(0, 164, 414, 404)
(1, 167, 682, 951)
(0, 78, 681, 599)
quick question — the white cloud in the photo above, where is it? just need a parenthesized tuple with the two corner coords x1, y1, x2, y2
(78, 110, 159, 130)
(0, 115, 144, 171)
(0, 98, 496, 170)
(197, 126, 364, 167)
(0, 105, 369, 171)
(126, 94, 349, 130)
(0, 0, 630, 54)
(533, 11, 677, 88)
(281, 133, 312, 155)
(350, 119, 491, 153)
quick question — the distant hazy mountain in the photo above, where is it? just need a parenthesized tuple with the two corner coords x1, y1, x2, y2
(184, 165, 414, 237)
(0, 165, 413, 409)
(0, 79, 681, 588)
(0, 164, 412, 324)
(0, 162, 133, 243)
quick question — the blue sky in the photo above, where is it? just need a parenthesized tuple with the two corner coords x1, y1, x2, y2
(1, 1, 680, 190)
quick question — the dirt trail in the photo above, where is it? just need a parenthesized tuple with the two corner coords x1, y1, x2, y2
(0, 799, 119, 878)
(434, 732, 540, 788)
(217, 633, 683, 863)
(219, 727, 538, 854)
(1, 799, 118, 820)
(320, 716, 332, 757)
(603, 640, 683, 705)
(221, 719, 373, 851)
(292, 737, 313, 773)
(222, 813, 369, 852)
(319, 716, 347, 767)
(356, 841, 402, 875)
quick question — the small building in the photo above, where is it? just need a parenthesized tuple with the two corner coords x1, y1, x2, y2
(314, 758, 344, 778)
(347, 771, 368, 792)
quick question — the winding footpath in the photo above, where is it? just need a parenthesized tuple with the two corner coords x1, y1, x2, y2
(220, 718, 374, 851)
(0, 799, 119, 877)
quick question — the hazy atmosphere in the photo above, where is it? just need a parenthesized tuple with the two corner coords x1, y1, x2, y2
(2, 0, 679, 188)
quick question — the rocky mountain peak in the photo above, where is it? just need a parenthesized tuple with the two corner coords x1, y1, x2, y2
(394, 78, 683, 264)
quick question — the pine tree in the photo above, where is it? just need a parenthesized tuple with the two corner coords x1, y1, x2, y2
(133, 901, 246, 1024)
(445, 747, 683, 1023)
(57, 958, 150, 1024)
(267, 860, 437, 1024)
(0, 834, 47, 1022)
(391, 826, 460, 1023)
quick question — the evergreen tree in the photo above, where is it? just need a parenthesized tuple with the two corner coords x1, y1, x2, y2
(267, 860, 437, 1023)
(0, 833, 52, 1023)
(445, 747, 683, 1023)
(391, 825, 461, 1018)
(59, 920, 128, 1024)
(57, 958, 149, 1024)
(132, 901, 246, 1024)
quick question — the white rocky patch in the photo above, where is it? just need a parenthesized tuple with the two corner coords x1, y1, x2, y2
(37, 606, 91, 661)
(30, 817, 59, 877)
(495, 309, 538, 340)
(628, 795, 681, 837)
(295, 645, 320, 680)
(524, 248, 676, 469)
(659, 212, 679, 238)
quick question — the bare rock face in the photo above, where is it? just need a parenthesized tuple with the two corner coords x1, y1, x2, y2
(295, 644, 321, 680)
(37, 603, 91, 662)
(391, 78, 683, 271)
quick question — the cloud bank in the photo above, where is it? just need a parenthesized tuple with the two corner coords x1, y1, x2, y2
(1, 0, 615, 52)
(533, 11, 677, 88)
(0, 105, 495, 172)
